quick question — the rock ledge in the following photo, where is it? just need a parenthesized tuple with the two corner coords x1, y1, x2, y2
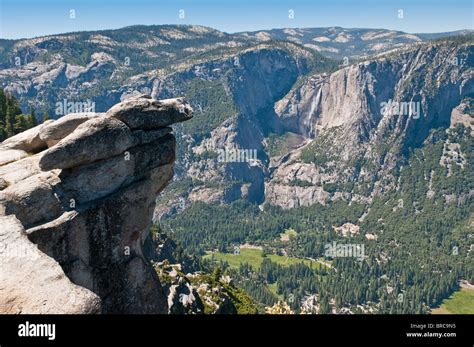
(0, 94, 192, 314)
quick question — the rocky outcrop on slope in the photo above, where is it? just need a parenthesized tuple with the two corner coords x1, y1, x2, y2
(0, 94, 192, 313)
(154, 262, 258, 314)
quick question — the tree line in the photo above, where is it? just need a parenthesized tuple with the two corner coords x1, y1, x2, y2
(0, 88, 49, 141)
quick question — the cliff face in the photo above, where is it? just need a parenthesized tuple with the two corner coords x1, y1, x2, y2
(150, 43, 317, 217)
(0, 95, 192, 313)
(275, 42, 473, 142)
(265, 40, 473, 208)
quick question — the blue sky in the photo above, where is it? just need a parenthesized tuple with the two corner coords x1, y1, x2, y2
(0, 0, 472, 39)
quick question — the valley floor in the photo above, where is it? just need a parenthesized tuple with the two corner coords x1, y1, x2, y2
(204, 248, 326, 270)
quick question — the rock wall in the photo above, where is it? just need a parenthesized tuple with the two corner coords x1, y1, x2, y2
(0, 94, 192, 313)
(265, 41, 473, 208)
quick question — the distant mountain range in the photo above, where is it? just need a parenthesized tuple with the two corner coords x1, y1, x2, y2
(239, 27, 473, 58)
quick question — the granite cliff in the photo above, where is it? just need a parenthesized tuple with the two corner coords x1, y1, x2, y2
(0, 94, 192, 313)
(265, 38, 473, 208)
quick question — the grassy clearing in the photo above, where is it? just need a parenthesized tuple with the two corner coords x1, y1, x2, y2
(280, 228, 298, 241)
(266, 132, 306, 157)
(204, 248, 322, 270)
(431, 287, 474, 314)
(267, 282, 284, 301)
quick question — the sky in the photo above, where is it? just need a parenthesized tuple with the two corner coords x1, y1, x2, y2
(0, 0, 472, 39)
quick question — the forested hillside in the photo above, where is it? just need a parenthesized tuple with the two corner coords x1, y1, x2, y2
(0, 89, 39, 141)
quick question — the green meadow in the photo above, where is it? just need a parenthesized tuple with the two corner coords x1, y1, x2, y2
(204, 248, 323, 270)
(431, 287, 474, 314)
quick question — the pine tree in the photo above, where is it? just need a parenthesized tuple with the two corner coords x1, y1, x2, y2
(0, 125, 7, 142)
(28, 108, 37, 128)
(212, 267, 221, 282)
(6, 95, 21, 117)
(14, 114, 28, 134)
(319, 294, 330, 314)
(0, 88, 6, 126)
(0, 92, 38, 139)
(5, 107, 15, 137)
(42, 111, 50, 122)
